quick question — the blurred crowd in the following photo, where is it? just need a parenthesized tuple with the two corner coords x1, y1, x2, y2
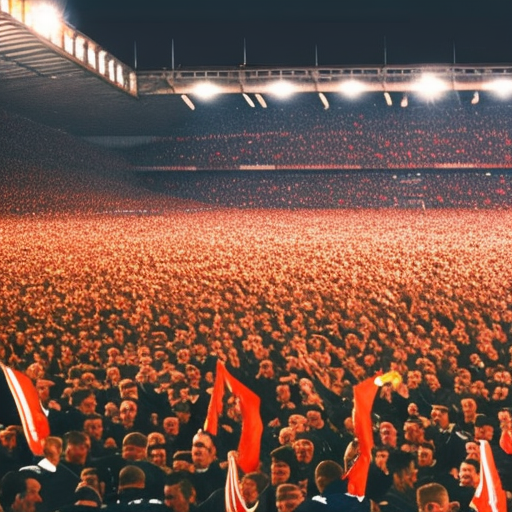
(1, 207, 512, 512)
(127, 101, 512, 169)
(140, 170, 512, 209)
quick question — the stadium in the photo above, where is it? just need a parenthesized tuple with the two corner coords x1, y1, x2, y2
(1, 1, 512, 512)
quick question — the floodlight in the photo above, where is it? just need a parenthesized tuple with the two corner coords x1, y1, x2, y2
(242, 93, 255, 107)
(255, 94, 267, 108)
(383, 92, 392, 106)
(267, 81, 296, 98)
(339, 80, 366, 97)
(413, 74, 449, 99)
(181, 94, 195, 110)
(400, 94, 408, 108)
(193, 83, 221, 99)
(29, 3, 61, 39)
(471, 92, 479, 105)
(484, 79, 512, 98)
(318, 92, 329, 110)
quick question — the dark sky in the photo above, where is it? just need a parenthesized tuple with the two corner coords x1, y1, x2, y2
(63, 0, 512, 69)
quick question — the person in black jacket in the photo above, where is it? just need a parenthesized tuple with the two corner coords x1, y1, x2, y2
(295, 460, 370, 512)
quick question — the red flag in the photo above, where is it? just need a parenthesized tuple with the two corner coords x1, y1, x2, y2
(470, 440, 507, 512)
(344, 376, 379, 499)
(0, 363, 49, 455)
(204, 361, 263, 473)
(344, 371, 402, 499)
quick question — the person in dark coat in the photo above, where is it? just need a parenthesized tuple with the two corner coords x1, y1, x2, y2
(295, 460, 370, 512)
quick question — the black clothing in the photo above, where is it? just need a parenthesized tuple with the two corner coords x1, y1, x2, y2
(296, 479, 371, 512)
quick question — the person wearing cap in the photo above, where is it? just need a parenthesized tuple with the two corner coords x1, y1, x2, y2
(172, 451, 195, 474)
(416, 483, 460, 512)
(473, 414, 495, 443)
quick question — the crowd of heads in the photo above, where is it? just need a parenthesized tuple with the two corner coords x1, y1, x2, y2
(1, 206, 512, 511)
(127, 99, 512, 170)
(1, 107, 512, 511)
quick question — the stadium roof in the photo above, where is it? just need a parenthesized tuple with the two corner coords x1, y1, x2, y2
(2, 6, 512, 140)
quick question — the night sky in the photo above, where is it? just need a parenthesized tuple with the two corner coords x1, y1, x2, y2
(61, 0, 512, 70)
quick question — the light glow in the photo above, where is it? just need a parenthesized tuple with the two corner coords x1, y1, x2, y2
(383, 92, 392, 106)
(29, 3, 61, 40)
(267, 81, 296, 98)
(193, 83, 221, 99)
(413, 74, 449, 99)
(484, 80, 512, 98)
(339, 80, 366, 97)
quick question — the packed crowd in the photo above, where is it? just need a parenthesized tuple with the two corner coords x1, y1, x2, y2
(126, 100, 512, 169)
(0, 111, 202, 215)
(139, 170, 512, 208)
(1, 207, 512, 512)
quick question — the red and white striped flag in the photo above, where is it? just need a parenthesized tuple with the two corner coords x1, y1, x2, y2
(470, 440, 507, 512)
(0, 362, 50, 455)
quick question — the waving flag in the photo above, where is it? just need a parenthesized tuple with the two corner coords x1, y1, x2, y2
(204, 360, 263, 473)
(344, 371, 402, 499)
(470, 440, 507, 512)
(0, 363, 49, 455)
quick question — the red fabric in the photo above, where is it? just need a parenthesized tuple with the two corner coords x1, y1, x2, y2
(205, 361, 263, 473)
(0, 363, 49, 456)
(499, 430, 512, 455)
(344, 376, 379, 498)
(471, 440, 507, 512)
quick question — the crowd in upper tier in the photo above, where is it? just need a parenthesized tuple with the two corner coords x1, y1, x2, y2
(127, 102, 512, 169)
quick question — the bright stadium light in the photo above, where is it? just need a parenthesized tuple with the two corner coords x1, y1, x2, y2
(484, 79, 512, 98)
(267, 81, 296, 98)
(383, 92, 392, 106)
(471, 92, 479, 105)
(339, 80, 366, 98)
(400, 94, 408, 108)
(193, 82, 221, 99)
(413, 74, 449, 99)
(29, 3, 61, 39)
